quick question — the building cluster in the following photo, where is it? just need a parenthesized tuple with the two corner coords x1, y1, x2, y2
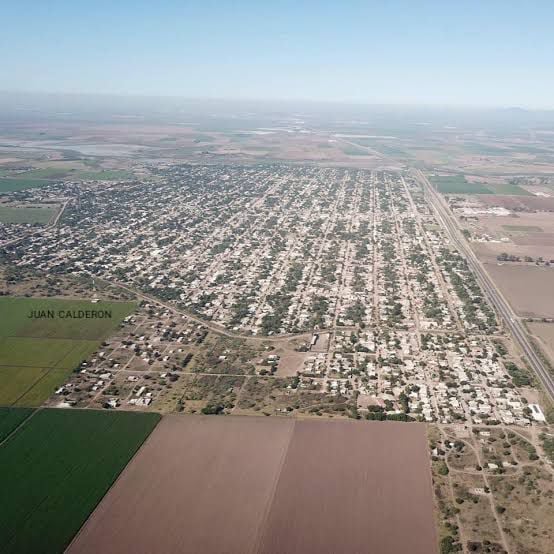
(0, 165, 538, 425)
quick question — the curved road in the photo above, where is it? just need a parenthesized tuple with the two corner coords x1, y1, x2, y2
(94, 276, 328, 343)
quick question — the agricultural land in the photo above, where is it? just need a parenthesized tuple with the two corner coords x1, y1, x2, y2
(1, 107, 554, 553)
(0, 297, 135, 406)
(0, 408, 160, 554)
(68, 416, 437, 554)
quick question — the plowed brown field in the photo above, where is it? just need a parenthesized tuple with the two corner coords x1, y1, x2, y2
(485, 263, 554, 317)
(68, 416, 437, 554)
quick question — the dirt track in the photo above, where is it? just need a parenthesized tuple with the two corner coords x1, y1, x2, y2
(68, 416, 437, 554)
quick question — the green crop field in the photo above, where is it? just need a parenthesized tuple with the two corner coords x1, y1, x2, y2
(0, 297, 136, 406)
(0, 178, 54, 192)
(0, 367, 51, 407)
(431, 175, 534, 196)
(367, 143, 412, 157)
(0, 168, 133, 192)
(0, 407, 34, 441)
(430, 175, 492, 194)
(0, 297, 135, 338)
(0, 408, 160, 554)
(76, 169, 133, 180)
(510, 144, 553, 155)
(0, 206, 56, 224)
(22, 168, 74, 179)
(0, 337, 98, 368)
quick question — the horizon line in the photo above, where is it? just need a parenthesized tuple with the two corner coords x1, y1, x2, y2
(1, 89, 553, 112)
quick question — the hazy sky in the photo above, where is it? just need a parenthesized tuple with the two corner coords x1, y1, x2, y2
(2, 1, 553, 108)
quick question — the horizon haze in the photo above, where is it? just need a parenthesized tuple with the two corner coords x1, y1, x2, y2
(2, 1, 554, 108)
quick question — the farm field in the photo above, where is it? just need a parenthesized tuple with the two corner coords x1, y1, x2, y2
(528, 322, 554, 366)
(0, 169, 133, 192)
(486, 182, 532, 195)
(0, 297, 135, 406)
(0, 407, 34, 441)
(461, 142, 512, 156)
(341, 144, 371, 156)
(68, 416, 437, 554)
(430, 175, 491, 194)
(433, 174, 550, 196)
(257, 420, 436, 554)
(0, 205, 56, 224)
(473, 241, 554, 266)
(0, 408, 160, 554)
(502, 224, 543, 232)
(0, 297, 136, 339)
(484, 263, 554, 318)
(479, 194, 554, 211)
(75, 169, 133, 180)
(467, 212, 554, 263)
(0, 178, 54, 192)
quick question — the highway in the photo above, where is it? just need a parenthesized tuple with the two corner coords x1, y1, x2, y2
(413, 169, 554, 400)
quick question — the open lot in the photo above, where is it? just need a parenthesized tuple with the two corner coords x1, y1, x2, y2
(484, 263, 554, 318)
(430, 424, 554, 553)
(528, 322, 554, 366)
(0, 297, 135, 406)
(473, 241, 554, 265)
(467, 211, 554, 263)
(68, 416, 437, 554)
(0, 408, 160, 554)
(479, 194, 554, 211)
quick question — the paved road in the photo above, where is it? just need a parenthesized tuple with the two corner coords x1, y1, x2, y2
(414, 169, 554, 400)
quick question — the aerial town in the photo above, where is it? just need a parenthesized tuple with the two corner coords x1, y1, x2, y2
(1, 165, 546, 428)
(3, 4, 554, 552)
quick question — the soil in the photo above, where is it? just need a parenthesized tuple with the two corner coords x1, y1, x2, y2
(68, 416, 437, 554)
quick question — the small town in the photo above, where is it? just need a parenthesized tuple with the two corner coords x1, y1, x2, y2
(2, 166, 544, 427)
(3, 4, 554, 553)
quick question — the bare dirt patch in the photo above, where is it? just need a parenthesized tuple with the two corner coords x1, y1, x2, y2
(484, 263, 554, 318)
(466, 212, 554, 263)
(257, 421, 437, 554)
(528, 322, 554, 366)
(480, 195, 554, 211)
(472, 241, 554, 265)
(68, 416, 294, 554)
(275, 350, 309, 376)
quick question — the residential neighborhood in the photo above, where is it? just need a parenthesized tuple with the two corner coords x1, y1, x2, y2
(1, 166, 543, 426)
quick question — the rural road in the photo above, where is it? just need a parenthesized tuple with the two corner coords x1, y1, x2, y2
(414, 169, 554, 400)
(94, 275, 318, 343)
